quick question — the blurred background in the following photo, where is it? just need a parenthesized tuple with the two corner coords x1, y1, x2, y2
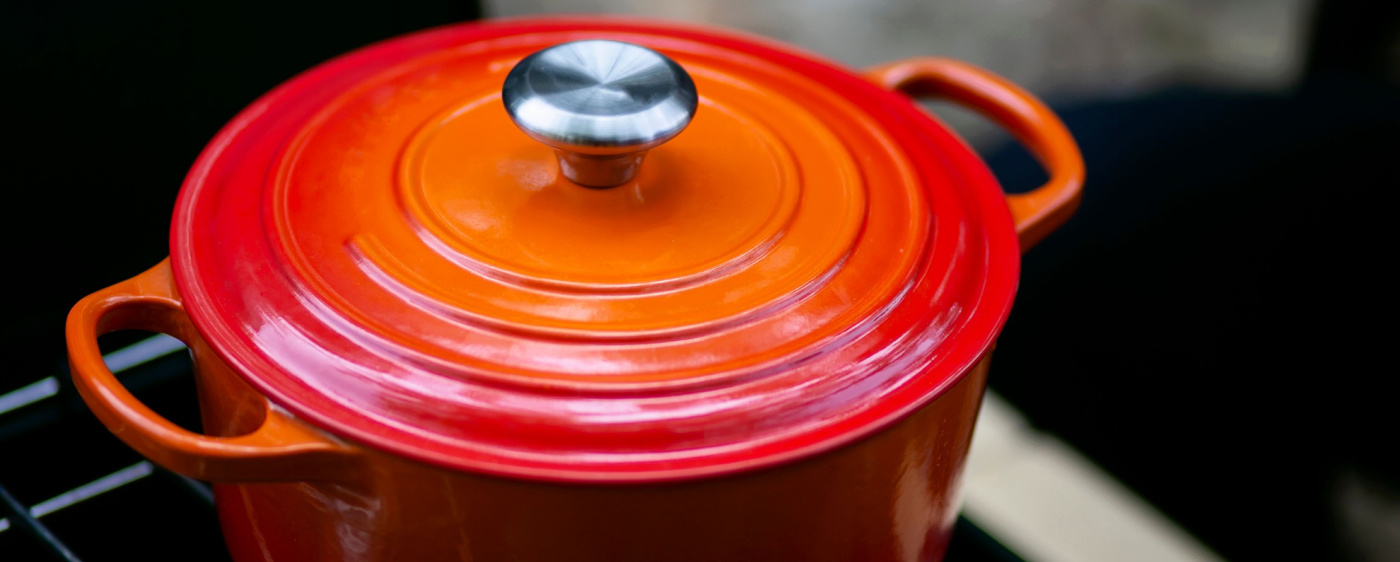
(2, 0, 1397, 561)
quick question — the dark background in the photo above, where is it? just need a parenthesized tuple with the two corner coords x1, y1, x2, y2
(2, 1, 1397, 561)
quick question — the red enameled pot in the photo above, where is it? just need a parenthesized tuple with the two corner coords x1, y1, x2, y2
(66, 16, 1082, 561)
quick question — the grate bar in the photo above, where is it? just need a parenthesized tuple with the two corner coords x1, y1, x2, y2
(0, 335, 188, 419)
(0, 377, 60, 416)
(0, 480, 82, 562)
(30, 462, 154, 518)
(0, 462, 156, 537)
(99, 334, 186, 373)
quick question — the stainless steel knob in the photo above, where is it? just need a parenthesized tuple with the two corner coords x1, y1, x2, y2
(502, 40, 698, 188)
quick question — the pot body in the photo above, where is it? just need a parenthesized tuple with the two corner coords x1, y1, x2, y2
(70, 260, 991, 562)
(189, 320, 990, 562)
(208, 354, 988, 561)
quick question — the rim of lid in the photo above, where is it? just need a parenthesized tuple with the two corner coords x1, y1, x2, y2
(170, 17, 1021, 483)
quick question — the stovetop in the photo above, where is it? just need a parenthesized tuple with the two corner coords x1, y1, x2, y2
(0, 335, 1023, 562)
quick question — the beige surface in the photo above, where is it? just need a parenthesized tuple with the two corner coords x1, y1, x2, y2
(964, 392, 1225, 562)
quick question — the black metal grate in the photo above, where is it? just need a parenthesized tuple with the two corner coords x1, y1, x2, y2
(0, 336, 231, 561)
(0, 336, 1019, 562)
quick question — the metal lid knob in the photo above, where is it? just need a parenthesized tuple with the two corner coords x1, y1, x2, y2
(503, 40, 698, 188)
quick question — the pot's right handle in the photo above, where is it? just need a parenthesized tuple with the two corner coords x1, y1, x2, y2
(66, 259, 362, 483)
(865, 58, 1085, 251)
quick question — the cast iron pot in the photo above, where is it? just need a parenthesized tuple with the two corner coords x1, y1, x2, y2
(66, 17, 1082, 562)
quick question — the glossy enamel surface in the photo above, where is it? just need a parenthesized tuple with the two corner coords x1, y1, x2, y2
(66, 260, 361, 483)
(205, 341, 992, 562)
(67, 15, 1085, 562)
(166, 18, 1027, 481)
(69, 259, 990, 562)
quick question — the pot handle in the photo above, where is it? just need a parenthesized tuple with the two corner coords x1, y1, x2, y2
(865, 58, 1085, 250)
(66, 259, 362, 483)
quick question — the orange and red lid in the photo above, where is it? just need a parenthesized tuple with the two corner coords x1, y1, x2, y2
(168, 17, 1068, 482)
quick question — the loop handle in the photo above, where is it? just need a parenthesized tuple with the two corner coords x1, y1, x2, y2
(65, 259, 361, 483)
(866, 58, 1084, 250)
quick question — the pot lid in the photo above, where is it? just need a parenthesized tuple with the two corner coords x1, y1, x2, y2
(171, 17, 1021, 482)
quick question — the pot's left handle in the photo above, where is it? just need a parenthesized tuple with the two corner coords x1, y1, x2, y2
(66, 259, 362, 483)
